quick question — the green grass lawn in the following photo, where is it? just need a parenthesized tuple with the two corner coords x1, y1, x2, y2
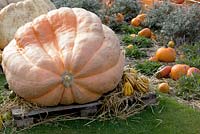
(13, 95, 199, 134)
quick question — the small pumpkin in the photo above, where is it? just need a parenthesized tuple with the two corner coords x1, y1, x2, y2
(155, 47, 176, 62)
(148, 56, 158, 62)
(170, 64, 190, 80)
(2, 7, 125, 106)
(115, 13, 124, 22)
(130, 34, 137, 38)
(150, 32, 157, 40)
(155, 65, 172, 79)
(187, 67, 200, 76)
(126, 44, 134, 49)
(136, 14, 146, 22)
(131, 17, 141, 27)
(168, 40, 175, 48)
(138, 28, 151, 38)
(158, 83, 169, 93)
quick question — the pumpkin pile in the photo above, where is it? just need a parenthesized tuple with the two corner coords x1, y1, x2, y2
(155, 64, 200, 80)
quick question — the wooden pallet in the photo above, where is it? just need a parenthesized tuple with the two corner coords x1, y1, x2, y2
(12, 92, 157, 128)
(12, 101, 102, 128)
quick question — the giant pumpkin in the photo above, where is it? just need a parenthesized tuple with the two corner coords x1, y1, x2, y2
(2, 7, 125, 106)
(0, 0, 56, 49)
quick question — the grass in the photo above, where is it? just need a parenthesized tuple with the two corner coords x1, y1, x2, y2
(176, 74, 200, 100)
(135, 60, 162, 76)
(125, 46, 147, 59)
(176, 42, 200, 68)
(11, 95, 200, 134)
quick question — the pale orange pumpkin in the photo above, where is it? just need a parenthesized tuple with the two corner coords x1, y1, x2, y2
(2, 7, 125, 106)
(187, 67, 200, 76)
(170, 64, 190, 80)
(138, 28, 151, 38)
(155, 47, 176, 62)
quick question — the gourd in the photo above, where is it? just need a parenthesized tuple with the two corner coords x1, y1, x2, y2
(0, 0, 56, 49)
(170, 64, 190, 80)
(155, 47, 176, 62)
(2, 7, 125, 106)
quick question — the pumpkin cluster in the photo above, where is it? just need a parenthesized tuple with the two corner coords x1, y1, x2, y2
(155, 64, 200, 80)
(2, 7, 125, 106)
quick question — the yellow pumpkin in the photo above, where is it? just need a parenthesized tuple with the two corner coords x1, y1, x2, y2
(126, 44, 134, 49)
(2, 7, 125, 106)
(168, 40, 175, 48)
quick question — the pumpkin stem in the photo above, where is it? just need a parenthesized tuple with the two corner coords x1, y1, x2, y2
(62, 72, 73, 88)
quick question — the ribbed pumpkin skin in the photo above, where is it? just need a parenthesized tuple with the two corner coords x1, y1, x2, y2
(2, 7, 125, 106)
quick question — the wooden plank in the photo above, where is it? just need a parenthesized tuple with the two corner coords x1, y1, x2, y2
(12, 101, 102, 119)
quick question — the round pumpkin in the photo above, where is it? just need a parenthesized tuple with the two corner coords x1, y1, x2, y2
(187, 67, 200, 76)
(170, 64, 190, 80)
(2, 7, 125, 106)
(138, 28, 151, 38)
(131, 17, 141, 27)
(168, 40, 175, 48)
(155, 47, 176, 62)
(158, 83, 169, 93)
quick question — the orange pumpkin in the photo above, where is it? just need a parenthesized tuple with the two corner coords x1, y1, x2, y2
(170, 64, 190, 80)
(155, 47, 176, 62)
(131, 17, 141, 27)
(136, 14, 146, 22)
(138, 28, 151, 38)
(187, 67, 200, 76)
(158, 83, 169, 93)
(2, 7, 125, 106)
(155, 65, 172, 79)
